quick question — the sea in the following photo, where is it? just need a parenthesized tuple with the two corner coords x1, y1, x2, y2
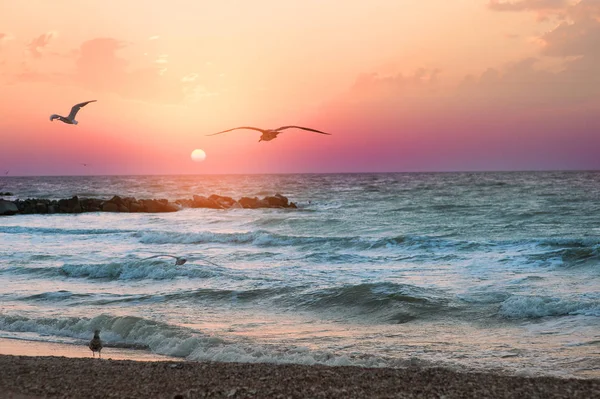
(0, 172, 599, 377)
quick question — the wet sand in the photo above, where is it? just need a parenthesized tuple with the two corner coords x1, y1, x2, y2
(1, 353, 599, 398)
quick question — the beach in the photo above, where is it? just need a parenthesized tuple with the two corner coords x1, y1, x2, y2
(2, 354, 599, 398)
(1, 337, 599, 398)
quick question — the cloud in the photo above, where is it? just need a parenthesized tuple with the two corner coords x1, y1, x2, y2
(348, 68, 441, 101)
(538, 1, 600, 57)
(181, 73, 198, 82)
(488, 0, 570, 11)
(72, 37, 199, 103)
(27, 31, 57, 58)
(148, 35, 160, 41)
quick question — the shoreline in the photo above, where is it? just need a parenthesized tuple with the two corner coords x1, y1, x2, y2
(0, 337, 177, 362)
(1, 354, 598, 398)
(1, 339, 599, 398)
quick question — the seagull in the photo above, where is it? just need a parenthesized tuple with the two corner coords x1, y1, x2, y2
(3, 170, 8, 175)
(206, 125, 332, 142)
(80, 163, 90, 167)
(141, 254, 221, 267)
(142, 254, 188, 265)
(89, 330, 103, 358)
(50, 100, 97, 125)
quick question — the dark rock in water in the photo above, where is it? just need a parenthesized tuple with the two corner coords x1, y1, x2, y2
(35, 202, 48, 214)
(265, 193, 289, 208)
(57, 196, 82, 213)
(129, 202, 143, 213)
(239, 196, 260, 208)
(0, 199, 18, 216)
(0, 192, 13, 196)
(4, 193, 298, 215)
(191, 195, 221, 209)
(81, 198, 103, 212)
(102, 202, 119, 212)
(139, 199, 178, 213)
(208, 194, 237, 209)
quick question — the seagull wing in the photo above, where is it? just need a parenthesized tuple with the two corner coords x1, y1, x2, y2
(141, 254, 177, 261)
(67, 100, 97, 120)
(206, 126, 266, 136)
(275, 126, 331, 135)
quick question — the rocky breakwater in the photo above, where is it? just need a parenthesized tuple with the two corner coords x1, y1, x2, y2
(0, 193, 297, 216)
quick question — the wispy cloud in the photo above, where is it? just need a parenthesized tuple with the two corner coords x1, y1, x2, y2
(148, 35, 160, 40)
(181, 73, 198, 82)
(488, 0, 570, 11)
(27, 31, 57, 58)
(154, 54, 168, 64)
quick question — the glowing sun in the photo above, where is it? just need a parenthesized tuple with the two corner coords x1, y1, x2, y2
(191, 149, 207, 162)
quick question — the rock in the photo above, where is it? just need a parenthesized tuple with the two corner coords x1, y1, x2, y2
(81, 198, 103, 212)
(191, 195, 221, 209)
(67, 196, 82, 213)
(35, 202, 48, 214)
(264, 194, 289, 208)
(239, 197, 260, 208)
(208, 194, 237, 209)
(109, 195, 125, 206)
(0, 199, 18, 216)
(102, 202, 119, 212)
(129, 202, 143, 212)
(0, 192, 13, 196)
(118, 204, 129, 212)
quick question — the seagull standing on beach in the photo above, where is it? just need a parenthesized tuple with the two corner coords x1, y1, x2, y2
(206, 125, 332, 142)
(89, 330, 103, 358)
(50, 100, 96, 125)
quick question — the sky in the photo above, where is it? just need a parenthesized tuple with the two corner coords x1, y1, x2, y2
(0, 0, 599, 175)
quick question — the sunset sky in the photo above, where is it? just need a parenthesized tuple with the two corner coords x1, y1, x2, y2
(1, 0, 598, 175)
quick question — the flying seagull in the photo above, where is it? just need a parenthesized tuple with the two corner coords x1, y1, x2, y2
(3, 170, 8, 175)
(80, 163, 90, 167)
(142, 254, 188, 266)
(141, 254, 221, 267)
(207, 125, 331, 142)
(50, 100, 97, 125)
(89, 330, 103, 358)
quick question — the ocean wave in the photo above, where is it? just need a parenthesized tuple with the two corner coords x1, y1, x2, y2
(0, 313, 402, 367)
(136, 229, 483, 253)
(498, 295, 600, 318)
(0, 225, 131, 235)
(292, 282, 454, 323)
(0, 261, 222, 281)
(526, 239, 600, 269)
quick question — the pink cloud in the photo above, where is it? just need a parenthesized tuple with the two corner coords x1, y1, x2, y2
(27, 32, 56, 58)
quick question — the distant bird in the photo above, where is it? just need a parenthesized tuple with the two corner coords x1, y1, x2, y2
(142, 254, 188, 265)
(89, 330, 103, 358)
(141, 254, 221, 267)
(80, 163, 90, 167)
(3, 170, 8, 175)
(206, 125, 331, 142)
(50, 100, 97, 125)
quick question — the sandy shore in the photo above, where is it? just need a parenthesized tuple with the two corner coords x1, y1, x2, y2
(0, 354, 598, 399)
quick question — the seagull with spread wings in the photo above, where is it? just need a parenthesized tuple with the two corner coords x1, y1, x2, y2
(50, 100, 97, 125)
(140, 254, 221, 267)
(207, 125, 331, 142)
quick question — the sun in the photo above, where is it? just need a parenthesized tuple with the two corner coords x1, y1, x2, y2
(191, 149, 207, 162)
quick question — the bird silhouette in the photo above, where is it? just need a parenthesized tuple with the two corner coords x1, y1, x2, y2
(50, 100, 96, 125)
(207, 125, 331, 142)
